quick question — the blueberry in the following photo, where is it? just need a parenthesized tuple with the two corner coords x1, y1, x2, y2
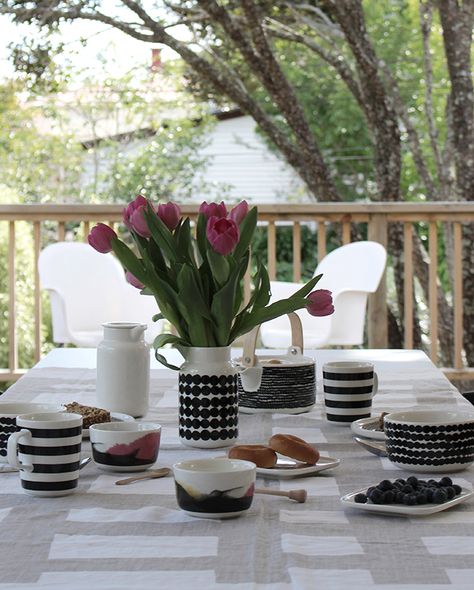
(407, 476, 419, 487)
(424, 488, 434, 502)
(402, 484, 415, 494)
(427, 479, 439, 488)
(432, 489, 448, 504)
(394, 478, 406, 487)
(440, 476, 453, 487)
(370, 489, 385, 504)
(453, 484, 462, 495)
(383, 490, 395, 504)
(404, 494, 418, 505)
(445, 486, 456, 500)
(366, 486, 376, 497)
(354, 493, 368, 504)
(377, 480, 394, 491)
(395, 491, 405, 504)
(416, 492, 428, 504)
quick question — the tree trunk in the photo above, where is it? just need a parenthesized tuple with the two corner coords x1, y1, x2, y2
(438, 0, 474, 364)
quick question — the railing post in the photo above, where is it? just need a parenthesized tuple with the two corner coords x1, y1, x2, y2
(8, 221, 18, 372)
(267, 221, 276, 280)
(368, 213, 388, 348)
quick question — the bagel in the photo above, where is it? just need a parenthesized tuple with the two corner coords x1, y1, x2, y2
(228, 444, 277, 468)
(268, 434, 319, 465)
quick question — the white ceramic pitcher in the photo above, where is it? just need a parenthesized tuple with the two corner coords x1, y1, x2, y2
(96, 322, 150, 417)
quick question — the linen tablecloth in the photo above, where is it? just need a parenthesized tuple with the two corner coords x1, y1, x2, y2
(0, 348, 474, 590)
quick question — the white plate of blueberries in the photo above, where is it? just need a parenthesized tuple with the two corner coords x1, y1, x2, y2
(341, 476, 474, 516)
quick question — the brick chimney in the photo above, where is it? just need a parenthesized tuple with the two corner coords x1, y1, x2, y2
(151, 48, 162, 72)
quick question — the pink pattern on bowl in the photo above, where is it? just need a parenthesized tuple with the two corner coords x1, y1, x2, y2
(108, 432, 160, 461)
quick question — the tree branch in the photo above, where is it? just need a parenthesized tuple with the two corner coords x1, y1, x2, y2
(0, 4, 155, 42)
(265, 18, 364, 110)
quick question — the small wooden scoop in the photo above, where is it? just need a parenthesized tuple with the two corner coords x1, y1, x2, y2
(255, 487, 307, 503)
(115, 467, 171, 485)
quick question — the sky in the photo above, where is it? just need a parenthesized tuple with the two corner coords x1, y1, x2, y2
(0, 13, 175, 80)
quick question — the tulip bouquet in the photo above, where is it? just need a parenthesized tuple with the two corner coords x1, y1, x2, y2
(88, 196, 334, 369)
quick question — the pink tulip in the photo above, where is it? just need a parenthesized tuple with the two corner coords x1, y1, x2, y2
(199, 201, 227, 219)
(125, 271, 145, 290)
(129, 206, 151, 238)
(88, 223, 117, 253)
(122, 194, 148, 230)
(157, 201, 181, 231)
(306, 289, 335, 317)
(206, 216, 240, 255)
(229, 200, 249, 225)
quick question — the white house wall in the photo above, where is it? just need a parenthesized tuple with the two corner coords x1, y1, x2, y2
(192, 115, 309, 203)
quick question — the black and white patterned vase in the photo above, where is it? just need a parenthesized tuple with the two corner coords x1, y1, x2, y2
(178, 346, 238, 448)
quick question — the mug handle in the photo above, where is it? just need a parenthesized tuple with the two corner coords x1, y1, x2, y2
(372, 372, 379, 397)
(7, 429, 33, 472)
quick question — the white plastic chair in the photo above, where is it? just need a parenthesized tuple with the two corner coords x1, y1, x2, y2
(259, 241, 387, 349)
(38, 242, 163, 347)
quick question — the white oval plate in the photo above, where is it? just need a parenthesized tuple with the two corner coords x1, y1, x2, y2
(341, 485, 474, 516)
(256, 456, 340, 479)
(351, 416, 386, 441)
(82, 412, 135, 439)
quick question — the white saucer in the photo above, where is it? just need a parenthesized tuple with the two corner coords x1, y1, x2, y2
(341, 486, 474, 516)
(350, 416, 386, 441)
(83, 412, 135, 438)
(256, 456, 340, 479)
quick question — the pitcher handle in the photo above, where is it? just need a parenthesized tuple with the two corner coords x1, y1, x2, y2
(242, 312, 304, 367)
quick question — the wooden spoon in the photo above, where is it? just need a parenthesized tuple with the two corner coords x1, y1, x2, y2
(255, 487, 307, 503)
(115, 467, 171, 485)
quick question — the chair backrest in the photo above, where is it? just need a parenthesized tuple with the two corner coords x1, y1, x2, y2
(38, 242, 161, 345)
(314, 241, 387, 295)
(317, 241, 387, 345)
(259, 241, 387, 348)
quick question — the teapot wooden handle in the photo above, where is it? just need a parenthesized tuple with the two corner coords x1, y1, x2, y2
(242, 312, 304, 367)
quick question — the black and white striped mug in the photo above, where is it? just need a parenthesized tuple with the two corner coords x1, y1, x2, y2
(7, 412, 83, 496)
(323, 361, 378, 424)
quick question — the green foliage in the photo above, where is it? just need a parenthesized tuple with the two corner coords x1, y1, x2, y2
(0, 82, 83, 203)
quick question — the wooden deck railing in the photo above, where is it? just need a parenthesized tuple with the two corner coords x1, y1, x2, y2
(1, 202, 474, 383)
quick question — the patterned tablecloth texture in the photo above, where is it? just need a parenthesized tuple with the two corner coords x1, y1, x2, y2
(1, 348, 474, 590)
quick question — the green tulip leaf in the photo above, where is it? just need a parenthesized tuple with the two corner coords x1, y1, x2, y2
(232, 296, 308, 341)
(143, 204, 176, 262)
(176, 264, 212, 321)
(111, 239, 147, 284)
(211, 263, 242, 346)
(233, 206, 257, 260)
(207, 248, 230, 286)
(152, 333, 189, 370)
(175, 217, 195, 263)
(196, 213, 208, 260)
(252, 258, 271, 309)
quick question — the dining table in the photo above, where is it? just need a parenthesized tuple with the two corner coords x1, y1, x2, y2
(1, 347, 474, 590)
